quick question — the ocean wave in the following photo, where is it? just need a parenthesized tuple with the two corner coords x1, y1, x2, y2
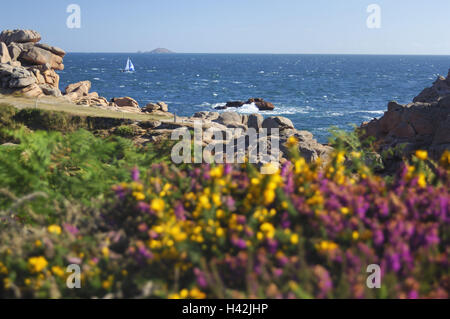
(235, 103, 260, 114)
(210, 103, 314, 116)
(349, 110, 385, 115)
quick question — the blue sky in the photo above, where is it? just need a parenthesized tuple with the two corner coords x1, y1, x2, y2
(1, 0, 449, 54)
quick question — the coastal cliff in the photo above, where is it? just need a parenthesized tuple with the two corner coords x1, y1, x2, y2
(360, 69, 450, 160)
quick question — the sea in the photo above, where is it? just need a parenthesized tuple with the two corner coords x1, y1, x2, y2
(59, 54, 450, 143)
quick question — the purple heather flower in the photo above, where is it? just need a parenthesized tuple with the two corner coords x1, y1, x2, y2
(408, 290, 419, 299)
(267, 239, 278, 254)
(225, 196, 236, 211)
(194, 268, 208, 288)
(224, 163, 232, 176)
(137, 202, 151, 214)
(388, 253, 401, 273)
(63, 223, 79, 235)
(174, 202, 186, 221)
(131, 166, 140, 182)
(236, 215, 246, 225)
(273, 268, 283, 278)
(231, 238, 247, 250)
(138, 246, 153, 260)
(373, 229, 384, 246)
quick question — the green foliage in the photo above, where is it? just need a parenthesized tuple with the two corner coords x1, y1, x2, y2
(13, 109, 88, 132)
(328, 126, 384, 171)
(0, 128, 173, 217)
(0, 103, 17, 128)
(0, 103, 19, 143)
(114, 125, 140, 137)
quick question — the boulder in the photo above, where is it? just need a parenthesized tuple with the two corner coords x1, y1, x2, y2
(157, 101, 169, 112)
(192, 111, 220, 121)
(0, 30, 41, 45)
(413, 70, 450, 103)
(39, 84, 61, 97)
(142, 101, 168, 113)
(142, 103, 160, 112)
(0, 63, 36, 89)
(262, 116, 295, 132)
(247, 113, 264, 131)
(110, 96, 140, 108)
(0, 42, 11, 63)
(7, 43, 22, 61)
(215, 111, 246, 129)
(247, 98, 275, 111)
(18, 83, 43, 97)
(65, 80, 91, 96)
(217, 98, 276, 111)
(35, 43, 66, 57)
(225, 101, 245, 108)
(29, 65, 60, 88)
(19, 45, 64, 70)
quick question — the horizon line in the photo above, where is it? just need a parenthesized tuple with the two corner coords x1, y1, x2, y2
(66, 52, 450, 56)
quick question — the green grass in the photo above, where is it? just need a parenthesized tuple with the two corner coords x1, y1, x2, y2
(0, 94, 172, 121)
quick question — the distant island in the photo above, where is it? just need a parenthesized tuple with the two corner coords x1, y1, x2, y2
(138, 48, 175, 54)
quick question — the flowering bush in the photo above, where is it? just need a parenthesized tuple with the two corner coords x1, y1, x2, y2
(0, 134, 449, 298)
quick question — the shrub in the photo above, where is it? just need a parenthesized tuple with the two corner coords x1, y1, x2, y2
(13, 109, 89, 132)
(114, 125, 140, 137)
(0, 130, 448, 299)
(0, 103, 19, 143)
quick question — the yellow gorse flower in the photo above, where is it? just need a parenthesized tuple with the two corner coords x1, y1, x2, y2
(260, 222, 276, 239)
(417, 173, 427, 188)
(415, 150, 428, 161)
(151, 198, 165, 213)
(316, 240, 338, 253)
(47, 224, 62, 235)
(28, 256, 48, 273)
(132, 192, 145, 201)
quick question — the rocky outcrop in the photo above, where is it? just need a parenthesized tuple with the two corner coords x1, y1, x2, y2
(218, 98, 276, 111)
(0, 30, 41, 45)
(262, 116, 295, 132)
(0, 42, 11, 63)
(360, 69, 450, 160)
(247, 98, 275, 111)
(0, 29, 65, 97)
(413, 70, 450, 103)
(63, 80, 108, 107)
(142, 101, 169, 113)
(136, 110, 332, 164)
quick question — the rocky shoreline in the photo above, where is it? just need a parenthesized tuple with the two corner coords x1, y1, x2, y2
(361, 69, 450, 160)
(1, 29, 449, 165)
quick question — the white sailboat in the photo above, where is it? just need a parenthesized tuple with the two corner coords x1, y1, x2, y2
(122, 57, 135, 73)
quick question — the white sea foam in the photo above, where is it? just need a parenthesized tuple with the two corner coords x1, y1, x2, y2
(235, 103, 260, 114)
(349, 110, 385, 115)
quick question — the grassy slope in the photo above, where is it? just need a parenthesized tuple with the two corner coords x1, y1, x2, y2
(0, 94, 173, 122)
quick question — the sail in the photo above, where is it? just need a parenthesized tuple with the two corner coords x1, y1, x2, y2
(124, 58, 135, 72)
(129, 59, 135, 72)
